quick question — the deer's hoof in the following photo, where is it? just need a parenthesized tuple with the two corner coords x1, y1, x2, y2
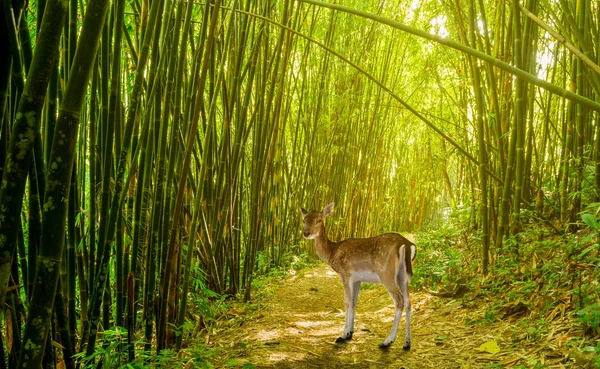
(402, 342, 411, 351)
(378, 342, 391, 349)
(335, 332, 353, 343)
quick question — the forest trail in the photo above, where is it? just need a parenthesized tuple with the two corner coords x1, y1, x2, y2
(206, 263, 578, 369)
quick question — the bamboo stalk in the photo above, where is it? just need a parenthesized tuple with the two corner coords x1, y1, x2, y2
(0, 0, 68, 316)
(16, 0, 111, 363)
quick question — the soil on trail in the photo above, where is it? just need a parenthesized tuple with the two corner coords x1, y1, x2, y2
(207, 264, 581, 369)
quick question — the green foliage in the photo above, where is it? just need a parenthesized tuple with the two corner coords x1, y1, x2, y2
(74, 326, 218, 368)
(252, 251, 317, 291)
(73, 327, 130, 368)
(417, 202, 600, 360)
(582, 213, 600, 232)
(513, 360, 547, 369)
(578, 304, 600, 336)
(189, 274, 227, 330)
(253, 247, 316, 280)
(580, 341, 600, 368)
(525, 319, 549, 341)
(413, 206, 472, 290)
(224, 359, 256, 368)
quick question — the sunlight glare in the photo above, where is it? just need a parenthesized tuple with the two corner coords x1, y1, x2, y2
(406, 0, 421, 22)
(416, 293, 435, 308)
(389, 159, 397, 181)
(537, 42, 556, 80)
(430, 16, 449, 38)
(268, 352, 306, 362)
(256, 329, 280, 341)
(294, 320, 335, 328)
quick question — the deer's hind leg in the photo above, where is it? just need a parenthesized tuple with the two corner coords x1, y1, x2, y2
(379, 275, 404, 348)
(398, 268, 412, 350)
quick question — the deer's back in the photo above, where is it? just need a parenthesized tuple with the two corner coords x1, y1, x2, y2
(330, 232, 413, 275)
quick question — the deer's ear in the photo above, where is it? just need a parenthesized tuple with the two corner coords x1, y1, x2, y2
(299, 207, 308, 216)
(323, 202, 335, 217)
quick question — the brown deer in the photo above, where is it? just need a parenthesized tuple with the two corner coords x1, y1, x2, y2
(300, 202, 416, 349)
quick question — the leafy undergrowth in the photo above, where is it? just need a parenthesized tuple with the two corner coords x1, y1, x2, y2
(412, 207, 600, 368)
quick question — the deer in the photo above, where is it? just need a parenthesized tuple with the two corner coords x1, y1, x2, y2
(300, 202, 416, 349)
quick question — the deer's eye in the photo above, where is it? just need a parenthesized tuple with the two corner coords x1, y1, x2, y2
(316, 219, 322, 223)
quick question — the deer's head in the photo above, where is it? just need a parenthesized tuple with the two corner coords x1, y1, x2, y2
(299, 202, 334, 239)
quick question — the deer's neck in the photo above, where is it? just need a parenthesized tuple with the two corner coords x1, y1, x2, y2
(314, 225, 334, 263)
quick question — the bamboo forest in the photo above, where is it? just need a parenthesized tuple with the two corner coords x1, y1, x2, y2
(1, 0, 600, 367)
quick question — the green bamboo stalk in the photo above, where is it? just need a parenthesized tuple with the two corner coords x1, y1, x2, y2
(85, 0, 165, 355)
(159, 0, 221, 346)
(95, 22, 112, 291)
(27, 138, 44, 300)
(16, 0, 111, 364)
(467, 0, 490, 273)
(0, 5, 11, 130)
(17, 5, 32, 74)
(568, 0, 588, 227)
(126, 271, 134, 360)
(87, 63, 98, 310)
(2, 0, 25, 94)
(141, 107, 159, 353)
(108, 0, 126, 329)
(510, 0, 526, 236)
(68, 0, 77, 68)
(154, 0, 186, 347)
(45, 58, 59, 166)
(560, 57, 574, 222)
(75, 237, 88, 345)
(67, 164, 77, 349)
(175, 185, 202, 349)
(0, 0, 67, 315)
(55, 286, 74, 369)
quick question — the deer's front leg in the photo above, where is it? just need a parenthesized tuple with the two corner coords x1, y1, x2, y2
(348, 280, 361, 334)
(336, 277, 354, 342)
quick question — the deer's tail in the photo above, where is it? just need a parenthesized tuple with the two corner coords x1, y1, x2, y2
(397, 243, 416, 285)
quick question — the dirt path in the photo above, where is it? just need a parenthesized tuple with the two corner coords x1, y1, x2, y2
(206, 264, 580, 368)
